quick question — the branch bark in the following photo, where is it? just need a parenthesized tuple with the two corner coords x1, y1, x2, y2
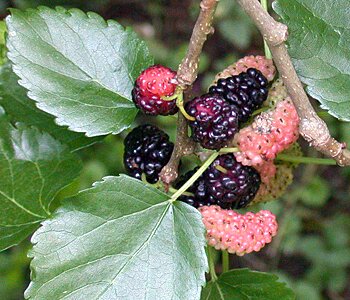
(236, 0, 350, 166)
(160, 0, 219, 185)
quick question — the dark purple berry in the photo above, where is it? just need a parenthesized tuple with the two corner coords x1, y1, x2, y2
(124, 124, 174, 183)
(209, 68, 268, 123)
(203, 154, 261, 209)
(176, 154, 261, 209)
(175, 168, 213, 208)
(185, 93, 239, 150)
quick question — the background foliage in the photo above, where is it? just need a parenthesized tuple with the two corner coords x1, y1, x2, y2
(0, 0, 349, 299)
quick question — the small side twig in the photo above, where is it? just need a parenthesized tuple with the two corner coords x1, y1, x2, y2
(236, 0, 350, 166)
(160, 0, 219, 185)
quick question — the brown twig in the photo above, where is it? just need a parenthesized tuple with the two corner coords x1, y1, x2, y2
(160, 0, 219, 185)
(236, 0, 350, 166)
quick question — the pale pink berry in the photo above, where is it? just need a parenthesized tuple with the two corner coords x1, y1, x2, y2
(271, 99, 299, 148)
(214, 55, 276, 84)
(199, 206, 278, 256)
(234, 97, 299, 166)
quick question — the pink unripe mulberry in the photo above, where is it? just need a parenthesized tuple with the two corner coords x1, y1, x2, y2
(214, 55, 276, 84)
(199, 206, 278, 256)
(234, 97, 299, 166)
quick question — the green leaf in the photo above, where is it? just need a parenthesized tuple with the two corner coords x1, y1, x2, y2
(0, 63, 102, 151)
(274, 0, 350, 121)
(0, 110, 82, 251)
(14, 0, 110, 10)
(25, 175, 207, 300)
(6, 7, 153, 136)
(201, 269, 295, 300)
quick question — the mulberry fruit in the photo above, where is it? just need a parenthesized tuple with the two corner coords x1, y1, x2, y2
(175, 168, 211, 208)
(214, 55, 276, 84)
(252, 164, 294, 205)
(176, 154, 261, 209)
(200, 206, 278, 256)
(264, 78, 288, 108)
(209, 68, 269, 123)
(186, 93, 239, 150)
(132, 65, 178, 115)
(253, 161, 277, 185)
(234, 98, 299, 166)
(251, 143, 302, 204)
(203, 154, 261, 209)
(124, 124, 173, 183)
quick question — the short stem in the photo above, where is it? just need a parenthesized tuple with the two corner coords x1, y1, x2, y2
(215, 165, 228, 174)
(222, 250, 229, 273)
(171, 152, 219, 201)
(177, 93, 195, 121)
(179, 105, 195, 121)
(219, 147, 240, 153)
(276, 154, 337, 165)
(207, 246, 218, 282)
(252, 106, 270, 116)
(168, 186, 194, 197)
(261, 0, 272, 59)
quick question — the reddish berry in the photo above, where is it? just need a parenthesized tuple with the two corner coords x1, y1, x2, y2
(132, 65, 178, 115)
(200, 206, 278, 256)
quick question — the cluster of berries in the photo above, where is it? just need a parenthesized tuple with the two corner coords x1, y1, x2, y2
(186, 68, 269, 149)
(200, 206, 278, 255)
(124, 56, 297, 255)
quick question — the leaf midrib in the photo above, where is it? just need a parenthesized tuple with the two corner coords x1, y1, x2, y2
(31, 201, 171, 298)
(0, 141, 48, 219)
(94, 202, 171, 299)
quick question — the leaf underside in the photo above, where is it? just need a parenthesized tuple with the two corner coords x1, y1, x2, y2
(0, 62, 102, 151)
(0, 110, 82, 251)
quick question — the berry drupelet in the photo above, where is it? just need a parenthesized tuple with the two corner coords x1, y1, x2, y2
(209, 68, 269, 123)
(203, 154, 261, 209)
(132, 65, 178, 116)
(185, 93, 239, 150)
(176, 154, 261, 209)
(124, 124, 174, 184)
